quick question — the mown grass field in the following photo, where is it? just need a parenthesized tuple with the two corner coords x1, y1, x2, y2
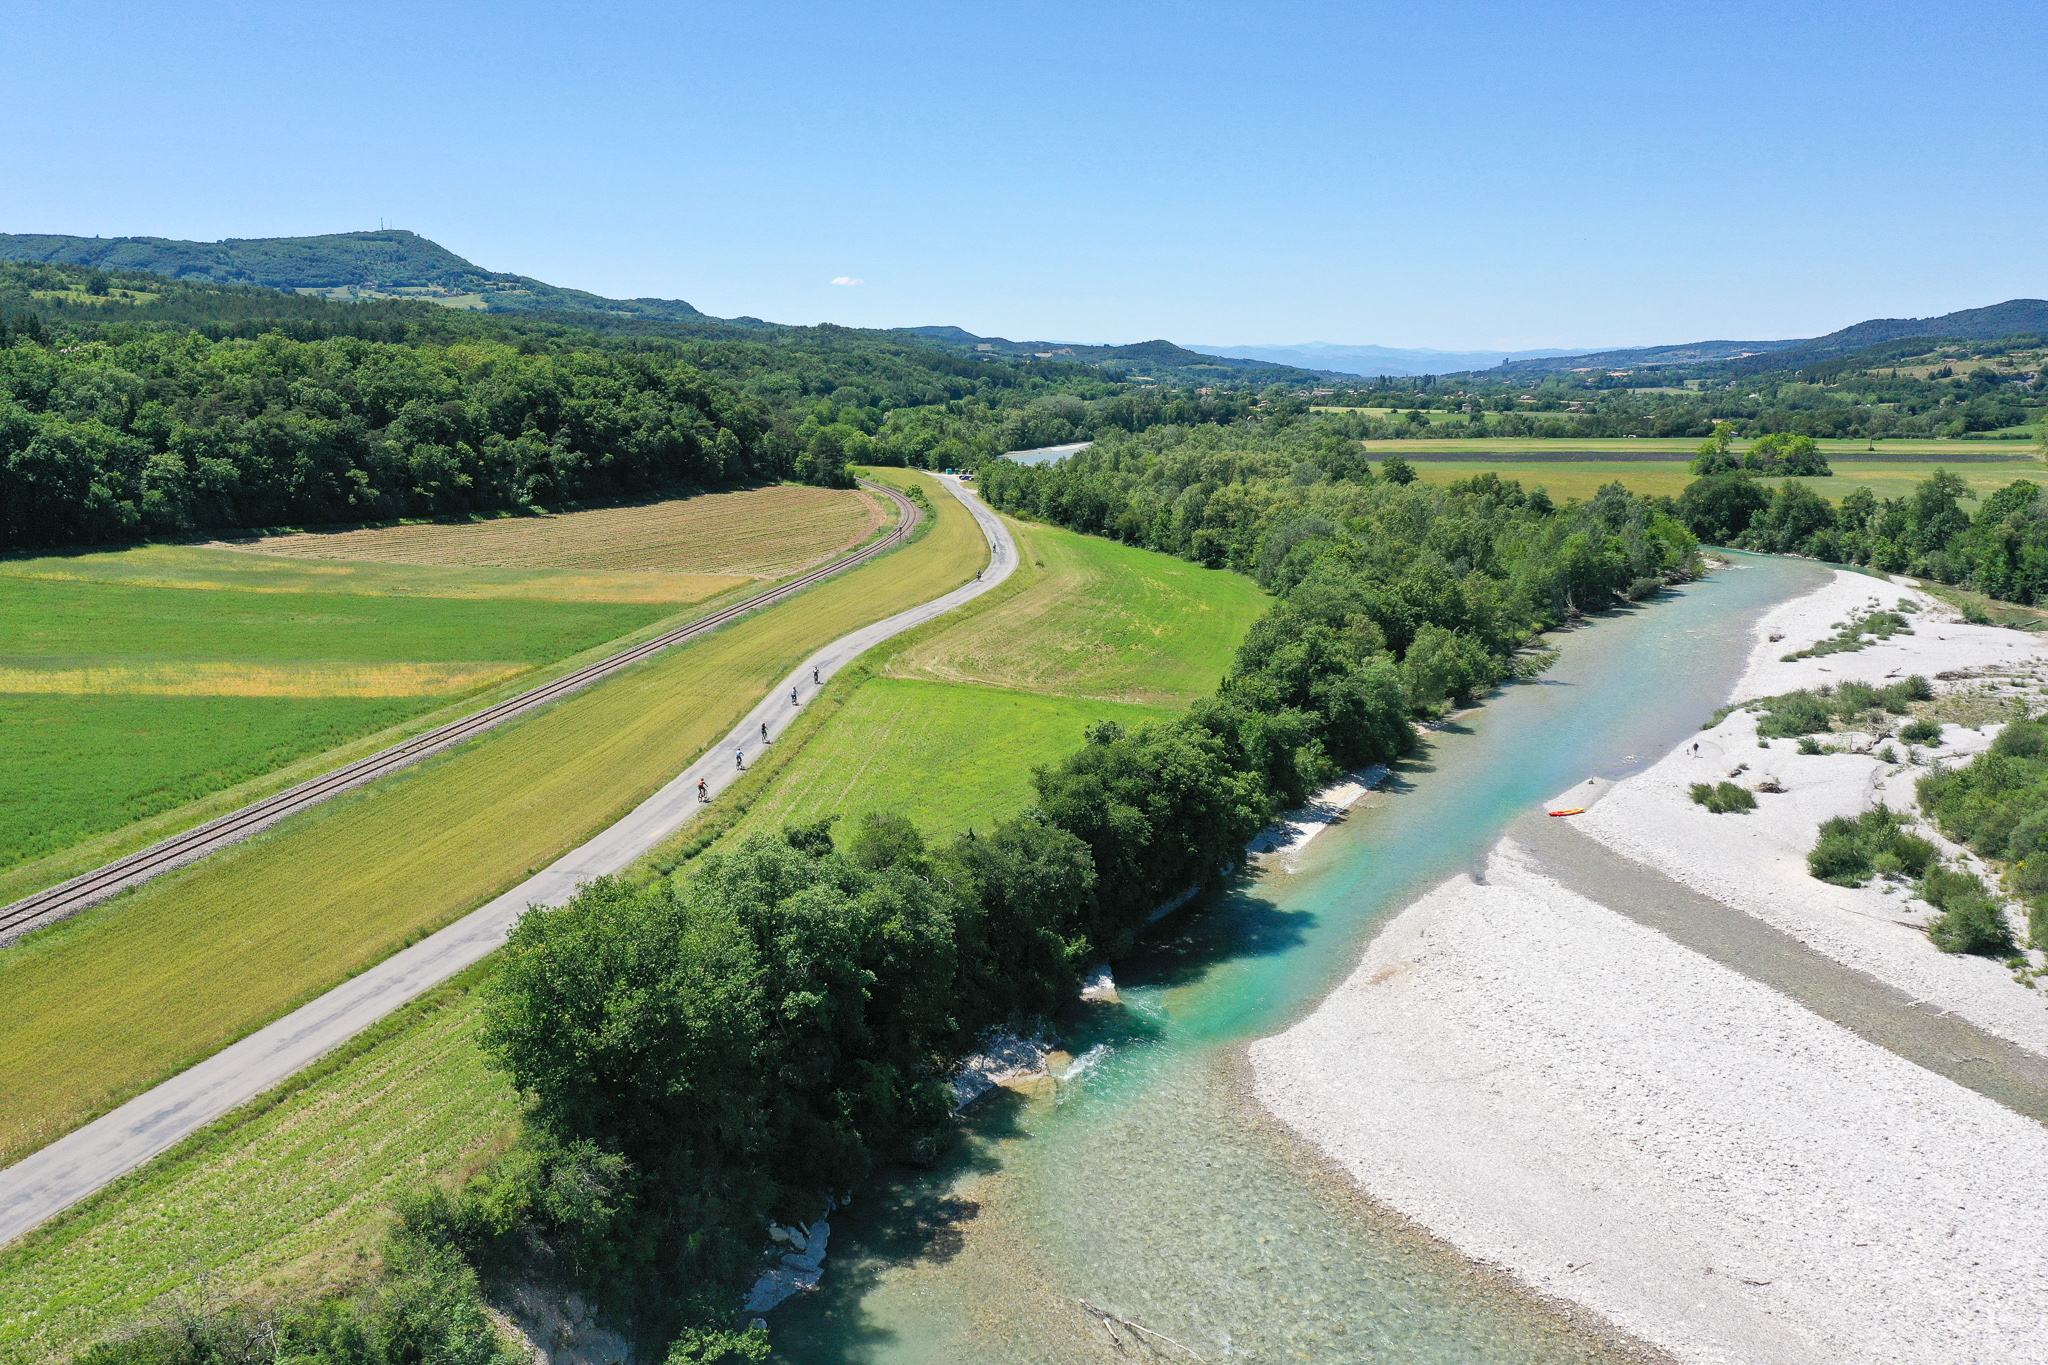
(0, 574, 677, 878)
(730, 679, 1171, 841)
(0, 469, 982, 1172)
(720, 515, 1265, 845)
(888, 521, 1264, 704)
(226, 482, 884, 576)
(1407, 457, 2045, 504)
(0, 978, 518, 1365)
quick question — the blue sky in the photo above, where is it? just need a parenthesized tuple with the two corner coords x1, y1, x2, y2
(7, 0, 2042, 349)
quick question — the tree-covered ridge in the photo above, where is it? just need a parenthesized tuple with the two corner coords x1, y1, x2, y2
(0, 229, 722, 322)
(0, 260, 1272, 546)
(0, 327, 790, 545)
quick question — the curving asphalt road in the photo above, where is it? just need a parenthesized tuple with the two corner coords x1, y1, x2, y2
(0, 475, 1017, 1247)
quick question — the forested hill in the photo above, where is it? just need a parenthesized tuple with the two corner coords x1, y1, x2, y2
(0, 257, 1284, 547)
(901, 327, 1347, 384)
(1496, 299, 2048, 379)
(0, 230, 731, 325)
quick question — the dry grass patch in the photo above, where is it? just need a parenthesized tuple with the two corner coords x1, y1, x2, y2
(3, 546, 748, 606)
(0, 658, 528, 698)
(220, 484, 885, 577)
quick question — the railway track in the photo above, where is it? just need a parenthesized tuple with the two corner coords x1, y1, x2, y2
(0, 479, 921, 944)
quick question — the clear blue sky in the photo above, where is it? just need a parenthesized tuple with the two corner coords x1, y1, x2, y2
(7, 0, 2042, 349)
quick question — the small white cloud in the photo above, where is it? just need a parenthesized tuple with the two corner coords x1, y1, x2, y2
(831, 276, 865, 286)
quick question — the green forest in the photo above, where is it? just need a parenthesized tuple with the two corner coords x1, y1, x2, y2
(0, 260, 1271, 547)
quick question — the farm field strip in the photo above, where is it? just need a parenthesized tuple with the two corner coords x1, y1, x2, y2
(0, 658, 529, 697)
(0, 548, 747, 605)
(0, 480, 917, 943)
(1351, 436, 2038, 457)
(218, 482, 885, 576)
(725, 677, 1172, 843)
(1408, 458, 2045, 504)
(0, 473, 1010, 1244)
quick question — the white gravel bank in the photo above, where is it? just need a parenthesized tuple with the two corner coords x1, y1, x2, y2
(1577, 568, 2048, 1056)
(1252, 840, 2048, 1365)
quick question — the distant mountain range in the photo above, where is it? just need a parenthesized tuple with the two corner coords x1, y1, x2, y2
(1495, 299, 2048, 377)
(898, 328, 1350, 383)
(1184, 342, 1592, 378)
(2, 230, 2043, 387)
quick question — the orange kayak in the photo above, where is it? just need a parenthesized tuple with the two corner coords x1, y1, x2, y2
(1547, 807, 1586, 817)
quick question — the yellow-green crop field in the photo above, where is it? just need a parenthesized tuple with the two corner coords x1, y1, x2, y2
(0, 469, 982, 1172)
(1407, 457, 2045, 505)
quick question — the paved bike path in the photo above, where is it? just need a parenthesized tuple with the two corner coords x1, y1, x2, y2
(0, 476, 1016, 1246)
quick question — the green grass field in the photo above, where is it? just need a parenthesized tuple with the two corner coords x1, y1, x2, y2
(0, 976, 517, 1365)
(720, 515, 1266, 845)
(0, 469, 983, 1172)
(0, 569, 681, 879)
(888, 520, 1263, 704)
(1407, 457, 2045, 505)
(729, 678, 1171, 841)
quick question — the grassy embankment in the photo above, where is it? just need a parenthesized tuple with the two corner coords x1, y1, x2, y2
(0, 485, 884, 905)
(0, 973, 517, 1365)
(0, 486, 1266, 1363)
(0, 472, 971, 1174)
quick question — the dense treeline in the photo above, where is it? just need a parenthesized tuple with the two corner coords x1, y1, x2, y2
(1676, 467, 2048, 604)
(0, 328, 799, 546)
(0, 260, 1262, 546)
(976, 424, 1698, 623)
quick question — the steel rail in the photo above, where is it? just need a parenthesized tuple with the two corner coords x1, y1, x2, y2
(0, 479, 921, 943)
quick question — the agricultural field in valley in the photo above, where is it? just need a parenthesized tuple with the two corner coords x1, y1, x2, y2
(0, 976, 517, 1365)
(719, 515, 1266, 844)
(0, 484, 887, 900)
(223, 482, 885, 575)
(0, 469, 978, 1175)
(1406, 456, 2044, 505)
(0, 572, 674, 890)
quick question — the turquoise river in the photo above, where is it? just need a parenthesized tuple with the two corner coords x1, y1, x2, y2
(772, 551, 1834, 1364)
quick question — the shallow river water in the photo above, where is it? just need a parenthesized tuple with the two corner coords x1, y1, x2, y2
(770, 553, 1832, 1364)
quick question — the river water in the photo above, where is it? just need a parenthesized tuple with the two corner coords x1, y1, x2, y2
(771, 552, 1830, 1364)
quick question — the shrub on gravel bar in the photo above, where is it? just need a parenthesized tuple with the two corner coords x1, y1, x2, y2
(1807, 805, 1936, 886)
(1689, 781, 1756, 814)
